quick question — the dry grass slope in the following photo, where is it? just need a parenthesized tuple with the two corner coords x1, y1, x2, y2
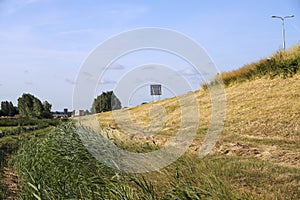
(94, 49, 300, 198)
(97, 74, 300, 168)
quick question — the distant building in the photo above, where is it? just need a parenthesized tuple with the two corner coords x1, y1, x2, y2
(73, 110, 86, 117)
(52, 108, 72, 118)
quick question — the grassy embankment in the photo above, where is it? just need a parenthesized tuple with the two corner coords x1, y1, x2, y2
(11, 44, 300, 199)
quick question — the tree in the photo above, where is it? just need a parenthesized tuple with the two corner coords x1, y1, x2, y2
(33, 98, 43, 117)
(1, 101, 10, 116)
(0, 101, 18, 116)
(18, 94, 34, 117)
(42, 101, 52, 118)
(92, 91, 121, 113)
(17, 93, 50, 118)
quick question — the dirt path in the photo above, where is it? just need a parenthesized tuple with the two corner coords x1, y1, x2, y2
(1, 157, 19, 200)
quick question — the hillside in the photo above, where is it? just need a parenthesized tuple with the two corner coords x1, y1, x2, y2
(87, 45, 300, 198)
(96, 45, 300, 167)
(97, 71, 300, 168)
(6, 45, 300, 199)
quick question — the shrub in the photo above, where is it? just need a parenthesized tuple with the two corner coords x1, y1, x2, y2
(216, 44, 300, 87)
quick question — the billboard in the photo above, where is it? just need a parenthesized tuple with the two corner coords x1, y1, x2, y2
(150, 84, 162, 95)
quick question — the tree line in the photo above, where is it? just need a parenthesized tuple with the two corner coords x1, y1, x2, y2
(1, 91, 122, 118)
(0, 93, 52, 118)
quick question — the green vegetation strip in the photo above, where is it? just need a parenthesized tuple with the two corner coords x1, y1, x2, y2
(0, 118, 65, 138)
(14, 122, 300, 199)
(0, 126, 54, 199)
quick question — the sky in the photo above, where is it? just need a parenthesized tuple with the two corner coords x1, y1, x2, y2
(0, 0, 299, 111)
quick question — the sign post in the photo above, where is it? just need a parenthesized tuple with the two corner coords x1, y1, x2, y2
(150, 84, 162, 101)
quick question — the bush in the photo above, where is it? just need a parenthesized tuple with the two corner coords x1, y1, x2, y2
(217, 44, 300, 87)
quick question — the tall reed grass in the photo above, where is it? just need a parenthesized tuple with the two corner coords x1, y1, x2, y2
(14, 122, 242, 199)
(14, 122, 300, 199)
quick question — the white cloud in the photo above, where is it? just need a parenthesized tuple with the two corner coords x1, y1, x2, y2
(104, 3, 149, 19)
(141, 65, 156, 70)
(179, 68, 213, 78)
(99, 79, 117, 85)
(180, 68, 197, 76)
(24, 81, 33, 85)
(107, 63, 125, 70)
(65, 78, 76, 85)
(2, 0, 39, 15)
(59, 28, 95, 35)
(83, 71, 94, 77)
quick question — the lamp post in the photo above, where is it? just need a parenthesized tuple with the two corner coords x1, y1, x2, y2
(271, 15, 294, 50)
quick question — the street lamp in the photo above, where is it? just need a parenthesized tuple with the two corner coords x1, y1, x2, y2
(271, 15, 294, 50)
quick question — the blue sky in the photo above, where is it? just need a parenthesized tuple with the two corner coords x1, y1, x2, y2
(0, 0, 299, 110)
